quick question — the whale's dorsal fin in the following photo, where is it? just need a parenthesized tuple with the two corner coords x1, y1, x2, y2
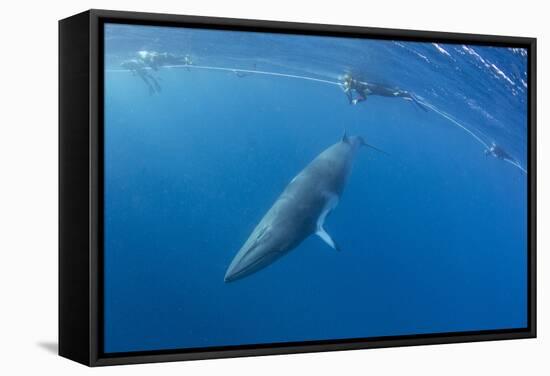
(342, 130, 349, 144)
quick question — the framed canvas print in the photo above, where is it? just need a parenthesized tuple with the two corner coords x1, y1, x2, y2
(59, 9, 536, 366)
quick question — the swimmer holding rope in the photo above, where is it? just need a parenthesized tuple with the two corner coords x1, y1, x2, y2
(342, 73, 428, 111)
(137, 50, 193, 71)
(485, 142, 515, 162)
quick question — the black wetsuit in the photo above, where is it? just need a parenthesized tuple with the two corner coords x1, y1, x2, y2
(490, 145, 514, 161)
(345, 78, 427, 111)
(141, 52, 190, 71)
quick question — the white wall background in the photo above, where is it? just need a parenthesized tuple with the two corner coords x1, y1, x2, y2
(0, 0, 546, 374)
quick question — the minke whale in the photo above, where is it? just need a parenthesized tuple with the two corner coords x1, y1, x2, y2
(224, 133, 383, 282)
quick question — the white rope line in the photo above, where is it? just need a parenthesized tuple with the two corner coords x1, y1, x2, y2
(107, 63, 526, 174)
(415, 98, 490, 150)
(413, 98, 527, 174)
(418, 99, 527, 174)
(107, 64, 342, 87)
(504, 159, 527, 174)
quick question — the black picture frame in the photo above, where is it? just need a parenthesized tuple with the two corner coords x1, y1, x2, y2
(59, 9, 537, 367)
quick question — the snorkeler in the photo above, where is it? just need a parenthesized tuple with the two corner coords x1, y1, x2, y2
(485, 142, 515, 162)
(121, 59, 162, 95)
(342, 73, 428, 111)
(233, 63, 258, 78)
(137, 50, 193, 71)
(484, 141, 526, 173)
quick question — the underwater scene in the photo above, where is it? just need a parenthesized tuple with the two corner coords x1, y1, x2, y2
(103, 23, 528, 353)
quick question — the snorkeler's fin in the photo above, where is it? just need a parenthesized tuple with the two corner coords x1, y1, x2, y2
(316, 228, 340, 251)
(153, 80, 162, 93)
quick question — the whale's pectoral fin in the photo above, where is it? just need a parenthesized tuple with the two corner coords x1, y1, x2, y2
(316, 228, 340, 251)
(316, 193, 340, 251)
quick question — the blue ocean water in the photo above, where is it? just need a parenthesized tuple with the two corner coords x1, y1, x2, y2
(103, 23, 528, 353)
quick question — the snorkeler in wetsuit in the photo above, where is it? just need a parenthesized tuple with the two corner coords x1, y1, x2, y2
(137, 50, 193, 71)
(485, 142, 515, 162)
(121, 59, 162, 95)
(484, 142, 526, 173)
(342, 73, 428, 111)
(234, 63, 258, 78)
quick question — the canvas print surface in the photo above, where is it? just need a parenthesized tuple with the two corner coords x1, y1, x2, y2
(103, 23, 528, 353)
